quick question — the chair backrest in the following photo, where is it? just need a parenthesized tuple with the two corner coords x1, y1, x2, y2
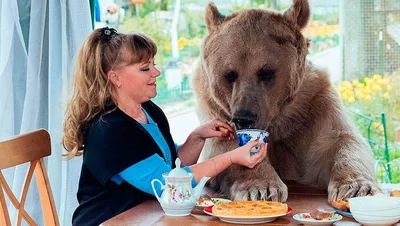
(0, 129, 60, 226)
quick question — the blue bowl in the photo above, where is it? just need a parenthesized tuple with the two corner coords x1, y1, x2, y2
(236, 129, 269, 154)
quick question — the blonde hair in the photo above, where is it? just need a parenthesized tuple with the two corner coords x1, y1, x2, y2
(62, 28, 157, 159)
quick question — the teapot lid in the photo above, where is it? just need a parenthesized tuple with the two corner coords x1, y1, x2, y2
(168, 158, 189, 177)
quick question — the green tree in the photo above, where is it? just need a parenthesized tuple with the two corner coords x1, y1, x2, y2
(160, 0, 169, 10)
(233, 0, 281, 11)
(183, 8, 206, 39)
(120, 15, 171, 66)
(140, 1, 159, 17)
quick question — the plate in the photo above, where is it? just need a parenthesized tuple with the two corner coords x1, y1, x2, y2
(332, 207, 353, 218)
(204, 205, 292, 224)
(293, 213, 343, 225)
(195, 198, 231, 210)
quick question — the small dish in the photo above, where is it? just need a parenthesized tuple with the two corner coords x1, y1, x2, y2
(332, 207, 353, 218)
(195, 198, 231, 210)
(293, 212, 343, 225)
(204, 205, 292, 224)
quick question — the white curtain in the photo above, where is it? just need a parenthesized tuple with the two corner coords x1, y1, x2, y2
(0, 0, 92, 225)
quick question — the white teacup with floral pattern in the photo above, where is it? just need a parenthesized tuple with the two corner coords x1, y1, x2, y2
(236, 129, 269, 154)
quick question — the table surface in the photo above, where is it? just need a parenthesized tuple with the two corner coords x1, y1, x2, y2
(101, 183, 362, 226)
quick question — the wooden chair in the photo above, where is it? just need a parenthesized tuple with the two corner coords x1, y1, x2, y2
(0, 129, 60, 226)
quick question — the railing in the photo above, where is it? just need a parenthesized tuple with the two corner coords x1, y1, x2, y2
(152, 76, 193, 105)
(346, 109, 392, 183)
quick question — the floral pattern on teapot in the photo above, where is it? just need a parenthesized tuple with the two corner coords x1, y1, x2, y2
(166, 183, 192, 203)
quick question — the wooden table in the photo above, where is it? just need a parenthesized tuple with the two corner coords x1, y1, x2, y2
(101, 183, 360, 226)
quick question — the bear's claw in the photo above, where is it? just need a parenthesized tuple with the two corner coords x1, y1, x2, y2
(229, 178, 288, 202)
(328, 178, 380, 203)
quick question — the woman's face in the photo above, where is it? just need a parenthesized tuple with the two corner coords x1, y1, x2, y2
(114, 57, 160, 103)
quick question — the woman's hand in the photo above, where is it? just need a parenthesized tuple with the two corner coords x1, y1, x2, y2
(191, 119, 235, 142)
(229, 141, 267, 168)
(188, 140, 267, 182)
(179, 119, 235, 166)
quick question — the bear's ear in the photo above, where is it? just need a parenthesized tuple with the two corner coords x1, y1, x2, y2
(283, 0, 310, 29)
(205, 2, 226, 32)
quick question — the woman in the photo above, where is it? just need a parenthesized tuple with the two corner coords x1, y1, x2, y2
(62, 27, 267, 226)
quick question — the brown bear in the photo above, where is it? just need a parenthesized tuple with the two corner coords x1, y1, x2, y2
(193, 0, 379, 202)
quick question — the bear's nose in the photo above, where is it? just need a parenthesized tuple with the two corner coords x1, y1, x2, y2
(232, 110, 257, 130)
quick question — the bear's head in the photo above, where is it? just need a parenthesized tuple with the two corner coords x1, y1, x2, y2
(199, 0, 311, 130)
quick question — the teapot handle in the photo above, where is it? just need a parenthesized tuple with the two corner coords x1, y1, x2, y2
(151, 179, 164, 202)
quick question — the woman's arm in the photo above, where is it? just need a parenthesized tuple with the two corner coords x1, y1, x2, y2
(117, 141, 266, 197)
(177, 133, 206, 166)
(189, 141, 267, 182)
(178, 119, 234, 166)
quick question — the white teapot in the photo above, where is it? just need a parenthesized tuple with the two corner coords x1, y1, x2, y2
(151, 158, 210, 216)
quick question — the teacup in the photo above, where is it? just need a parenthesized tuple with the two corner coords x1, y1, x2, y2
(236, 129, 269, 154)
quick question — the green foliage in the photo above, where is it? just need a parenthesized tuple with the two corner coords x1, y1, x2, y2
(392, 170, 400, 184)
(231, 0, 287, 11)
(181, 45, 200, 58)
(120, 15, 171, 66)
(252, 0, 274, 8)
(139, 1, 159, 17)
(182, 8, 206, 39)
(339, 75, 400, 142)
(152, 76, 193, 104)
(309, 35, 339, 55)
(160, 0, 169, 11)
(375, 144, 400, 183)
(120, 13, 172, 91)
(346, 111, 400, 183)
(277, 3, 290, 11)
(311, 12, 339, 25)
(338, 73, 400, 183)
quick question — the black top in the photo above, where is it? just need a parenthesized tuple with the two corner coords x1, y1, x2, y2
(72, 101, 178, 226)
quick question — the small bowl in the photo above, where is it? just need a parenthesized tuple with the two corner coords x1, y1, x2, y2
(236, 129, 269, 154)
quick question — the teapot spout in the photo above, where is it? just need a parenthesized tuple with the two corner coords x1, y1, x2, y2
(193, 176, 210, 201)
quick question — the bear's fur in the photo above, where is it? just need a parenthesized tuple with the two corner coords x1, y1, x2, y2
(193, 0, 379, 202)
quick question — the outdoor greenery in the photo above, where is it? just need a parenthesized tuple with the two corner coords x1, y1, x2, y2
(120, 15, 171, 65)
(337, 70, 400, 183)
(312, 12, 339, 25)
(231, 0, 289, 11)
(120, 12, 172, 90)
(138, 1, 163, 17)
(121, 2, 340, 69)
(303, 22, 340, 55)
(120, 1, 206, 100)
(338, 72, 400, 142)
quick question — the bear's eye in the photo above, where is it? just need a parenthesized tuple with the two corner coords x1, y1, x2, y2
(258, 67, 275, 83)
(224, 71, 237, 84)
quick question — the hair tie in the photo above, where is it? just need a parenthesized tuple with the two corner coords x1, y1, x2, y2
(100, 27, 117, 42)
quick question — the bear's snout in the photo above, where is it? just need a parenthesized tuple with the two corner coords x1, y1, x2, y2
(232, 110, 257, 130)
